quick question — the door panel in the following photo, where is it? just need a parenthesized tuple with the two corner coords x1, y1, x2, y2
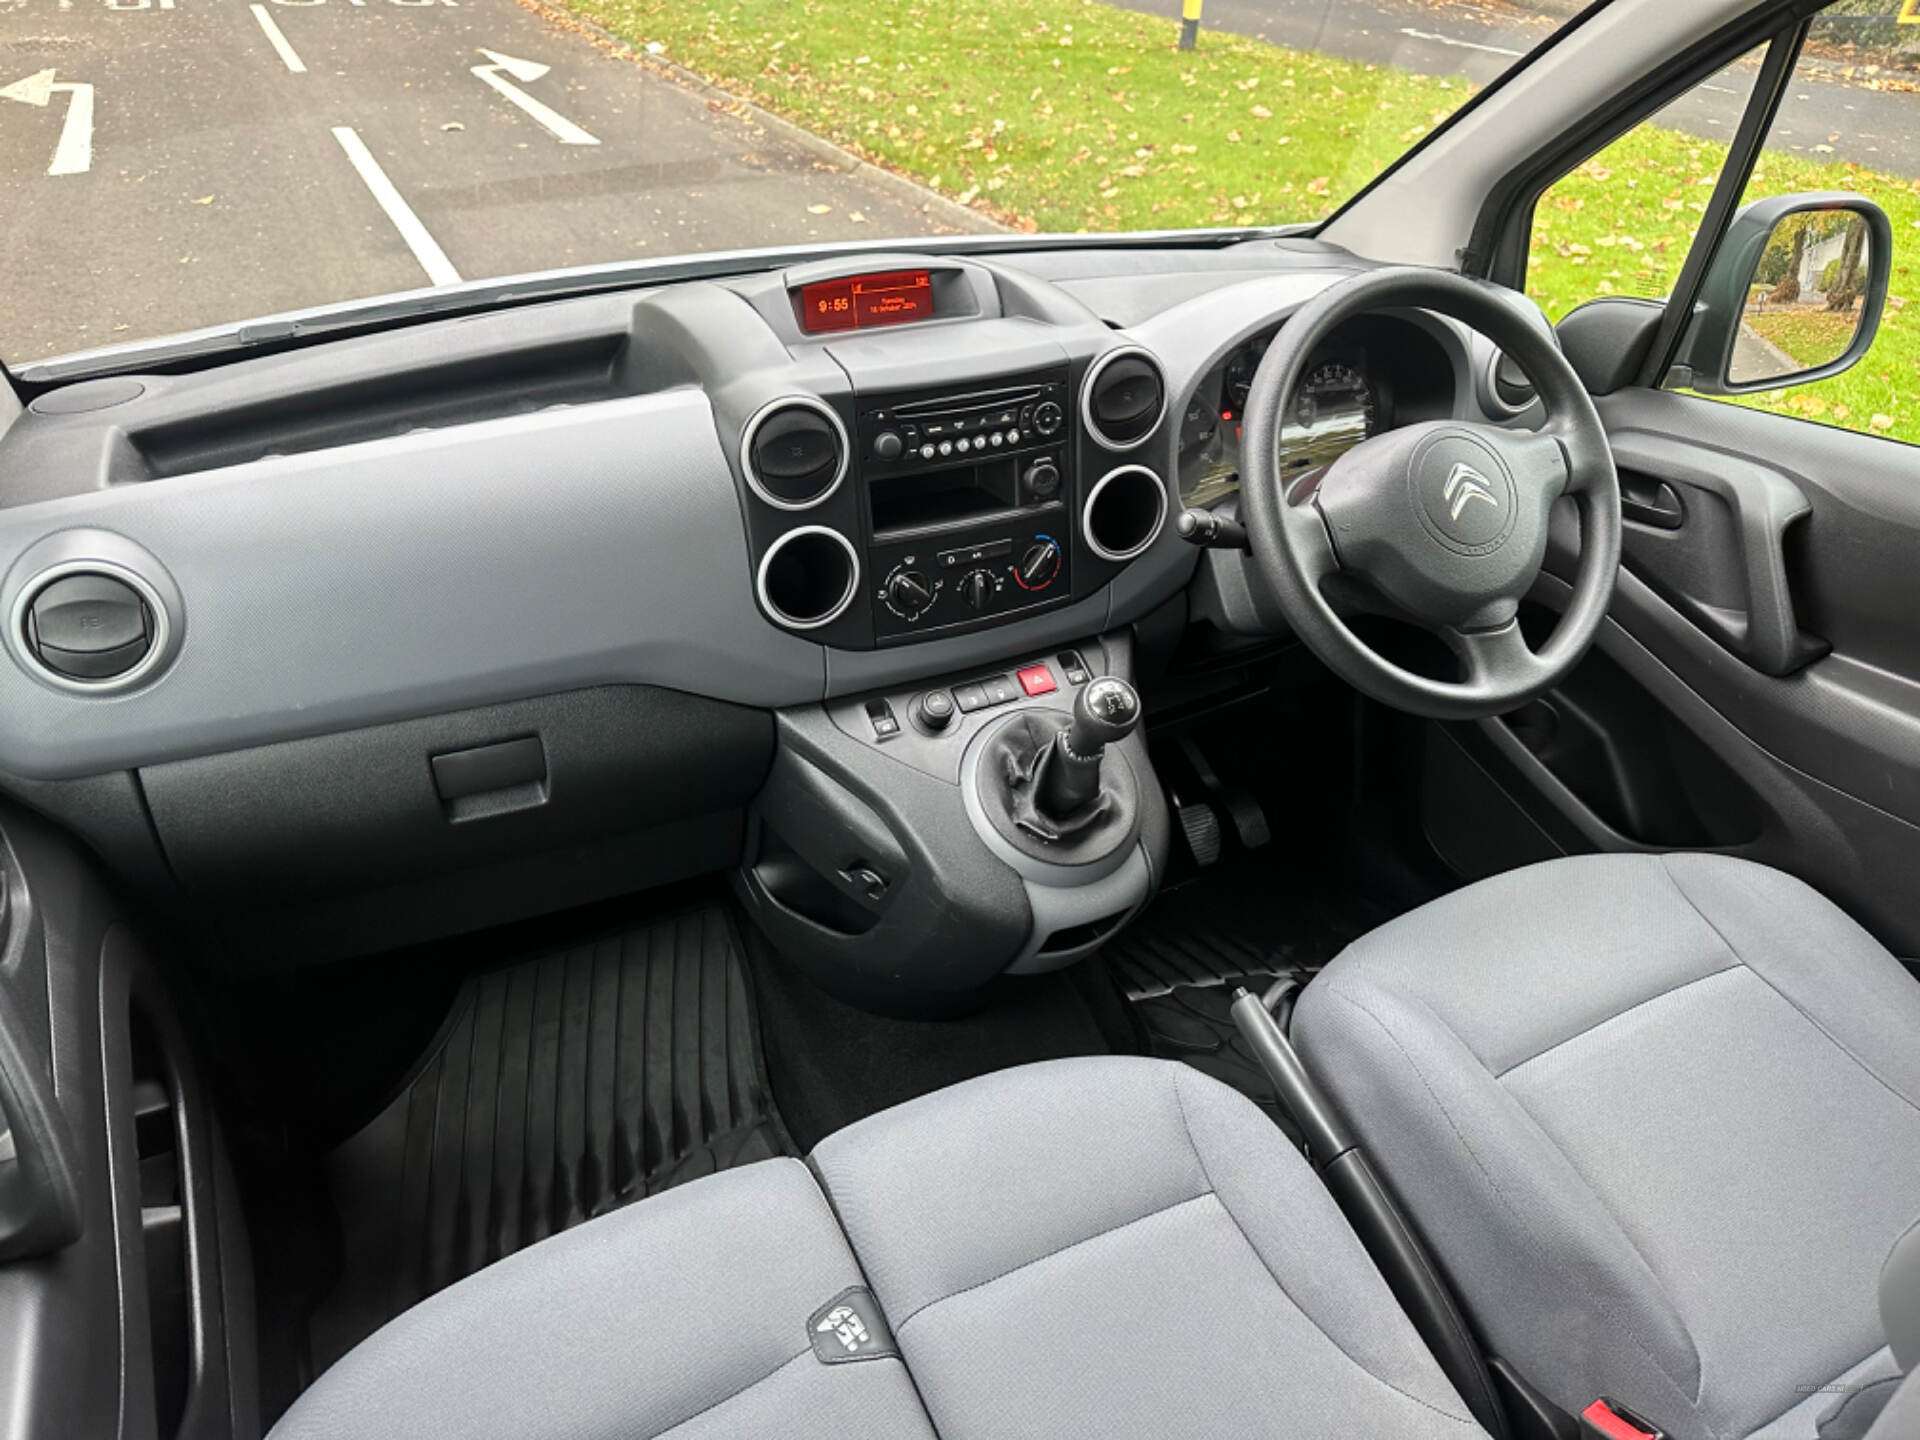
(1446, 386, 1920, 956)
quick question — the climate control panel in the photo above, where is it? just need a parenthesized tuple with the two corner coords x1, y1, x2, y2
(869, 514, 1071, 641)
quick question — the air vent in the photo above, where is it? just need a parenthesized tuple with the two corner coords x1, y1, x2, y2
(1081, 347, 1167, 451)
(1084, 465, 1169, 562)
(741, 397, 848, 509)
(1488, 352, 1537, 414)
(14, 562, 169, 691)
(757, 527, 860, 630)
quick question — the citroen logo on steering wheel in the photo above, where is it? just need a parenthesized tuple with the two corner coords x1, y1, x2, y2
(1413, 434, 1517, 555)
(1443, 462, 1502, 522)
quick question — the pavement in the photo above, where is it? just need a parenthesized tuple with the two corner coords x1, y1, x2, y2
(0, 0, 998, 363)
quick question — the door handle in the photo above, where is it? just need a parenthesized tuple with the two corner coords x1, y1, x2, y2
(1620, 475, 1684, 530)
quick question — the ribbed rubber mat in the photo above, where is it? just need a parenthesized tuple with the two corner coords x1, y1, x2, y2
(1107, 920, 1289, 1000)
(310, 905, 791, 1371)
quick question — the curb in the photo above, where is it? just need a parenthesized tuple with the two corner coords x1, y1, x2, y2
(513, 0, 1015, 237)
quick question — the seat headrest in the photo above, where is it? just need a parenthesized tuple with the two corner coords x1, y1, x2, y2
(1886, 1216, 1920, 1372)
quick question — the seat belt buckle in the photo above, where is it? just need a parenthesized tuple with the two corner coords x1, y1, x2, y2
(1580, 1398, 1666, 1440)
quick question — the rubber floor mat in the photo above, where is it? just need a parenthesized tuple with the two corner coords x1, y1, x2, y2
(1111, 863, 1385, 1129)
(310, 905, 792, 1371)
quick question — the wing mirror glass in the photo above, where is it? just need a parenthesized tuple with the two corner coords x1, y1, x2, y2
(1676, 193, 1892, 396)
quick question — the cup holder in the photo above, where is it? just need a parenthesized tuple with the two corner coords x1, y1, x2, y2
(1083, 465, 1168, 562)
(756, 526, 860, 630)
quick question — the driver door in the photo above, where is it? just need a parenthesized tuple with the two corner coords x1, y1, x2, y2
(1429, 6, 1920, 960)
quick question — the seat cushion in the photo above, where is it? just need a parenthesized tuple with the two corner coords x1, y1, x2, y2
(1293, 853, 1920, 1440)
(269, 1156, 936, 1440)
(811, 1055, 1482, 1440)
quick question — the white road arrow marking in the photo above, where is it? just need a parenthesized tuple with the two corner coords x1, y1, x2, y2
(2, 68, 94, 175)
(470, 49, 598, 146)
(0, 69, 55, 107)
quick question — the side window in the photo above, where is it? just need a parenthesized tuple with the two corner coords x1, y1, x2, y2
(1526, 50, 1766, 323)
(1724, 6, 1913, 443)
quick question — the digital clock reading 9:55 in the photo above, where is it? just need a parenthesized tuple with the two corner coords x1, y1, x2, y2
(797, 270, 935, 334)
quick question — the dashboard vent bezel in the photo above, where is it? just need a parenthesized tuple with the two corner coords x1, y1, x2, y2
(1083, 465, 1169, 563)
(755, 525, 861, 631)
(1080, 346, 1168, 453)
(1485, 350, 1538, 417)
(11, 558, 173, 695)
(739, 396, 851, 511)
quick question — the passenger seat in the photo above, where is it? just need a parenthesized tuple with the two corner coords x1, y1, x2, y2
(270, 1057, 1484, 1440)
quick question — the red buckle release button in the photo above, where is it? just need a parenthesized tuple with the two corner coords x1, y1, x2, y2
(1581, 1400, 1662, 1440)
(1016, 664, 1056, 697)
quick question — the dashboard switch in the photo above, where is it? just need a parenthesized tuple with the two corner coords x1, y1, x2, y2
(953, 683, 989, 713)
(865, 699, 900, 738)
(1016, 664, 1056, 697)
(914, 690, 956, 732)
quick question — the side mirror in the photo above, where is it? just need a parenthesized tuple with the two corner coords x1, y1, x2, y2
(1675, 192, 1891, 396)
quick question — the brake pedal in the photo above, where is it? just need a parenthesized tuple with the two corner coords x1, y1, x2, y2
(1173, 794, 1223, 867)
(1176, 736, 1270, 851)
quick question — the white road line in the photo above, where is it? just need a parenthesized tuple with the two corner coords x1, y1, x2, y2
(330, 126, 462, 287)
(250, 5, 307, 73)
(1398, 27, 1523, 58)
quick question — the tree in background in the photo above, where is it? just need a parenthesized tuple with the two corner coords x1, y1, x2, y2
(1825, 215, 1867, 312)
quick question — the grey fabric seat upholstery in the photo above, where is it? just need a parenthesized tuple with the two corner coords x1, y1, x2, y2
(270, 1157, 939, 1440)
(1293, 853, 1920, 1440)
(812, 1056, 1481, 1440)
(272, 1056, 1483, 1439)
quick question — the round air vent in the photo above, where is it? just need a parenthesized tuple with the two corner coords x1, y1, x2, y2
(1083, 465, 1169, 562)
(14, 561, 168, 689)
(740, 397, 849, 510)
(1081, 347, 1167, 451)
(756, 526, 860, 630)
(1488, 351, 1537, 415)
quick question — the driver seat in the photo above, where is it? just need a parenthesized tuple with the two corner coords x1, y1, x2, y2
(1293, 852, 1920, 1440)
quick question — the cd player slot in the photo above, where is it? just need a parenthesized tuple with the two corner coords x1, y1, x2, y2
(894, 386, 1042, 420)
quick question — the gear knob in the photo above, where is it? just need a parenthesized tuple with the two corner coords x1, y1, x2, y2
(1066, 676, 1141, 757)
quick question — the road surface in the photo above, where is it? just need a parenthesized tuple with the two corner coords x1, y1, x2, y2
(0, 0, 996, 363)
(1120, 0, 1920, 179)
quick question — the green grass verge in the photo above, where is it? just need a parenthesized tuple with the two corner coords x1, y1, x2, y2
(566, 0, 1471, 228)
(1746, 307, 1861, 369)
(570, 0, 1920, 445)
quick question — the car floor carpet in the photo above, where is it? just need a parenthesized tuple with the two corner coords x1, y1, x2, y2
(308, 902, 793, 1373)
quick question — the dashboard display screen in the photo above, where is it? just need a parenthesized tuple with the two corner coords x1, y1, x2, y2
(799, 270, 935, 334)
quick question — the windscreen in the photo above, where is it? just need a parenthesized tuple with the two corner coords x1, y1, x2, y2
(0, 0, 1586, 365)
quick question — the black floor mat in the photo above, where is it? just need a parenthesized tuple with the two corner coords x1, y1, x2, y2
(1110, 858, 1386, 1125)
(309, 904, 792, 1370)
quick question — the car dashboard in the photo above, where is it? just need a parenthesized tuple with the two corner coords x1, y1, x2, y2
(0, 237, 1545, 967)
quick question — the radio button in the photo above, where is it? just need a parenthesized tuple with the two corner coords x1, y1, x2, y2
(989, 432, 1004, 448)
(1034, 400, 1065, 436)
(919, 444, 936, 460)
(938, 441, 953, 457)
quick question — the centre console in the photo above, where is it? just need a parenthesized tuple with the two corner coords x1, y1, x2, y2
(857, 369, 1075, 641)
(707, 254, 1174, 656)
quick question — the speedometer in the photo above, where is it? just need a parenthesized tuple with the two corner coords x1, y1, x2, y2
(1280, 361, 1375, 475)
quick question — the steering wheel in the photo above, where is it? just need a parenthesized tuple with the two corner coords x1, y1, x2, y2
(1237, 267, 1621, 721)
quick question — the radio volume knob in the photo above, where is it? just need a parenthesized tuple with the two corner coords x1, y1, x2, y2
(874, 430, 905, 461)
(1022, 459, 1061, 502)
(1016, 539, 1061, 590)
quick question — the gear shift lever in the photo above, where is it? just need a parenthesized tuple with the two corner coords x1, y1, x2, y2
(1038, 677, 1141, 821)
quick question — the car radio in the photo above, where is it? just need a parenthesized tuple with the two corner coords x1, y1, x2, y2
(856, 371, 1075, 643)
